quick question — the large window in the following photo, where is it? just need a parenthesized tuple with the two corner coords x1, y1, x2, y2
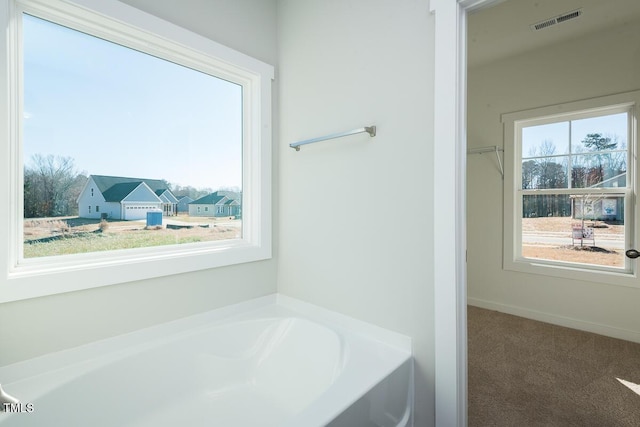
(503, 92, 639, 285)
(0, 0, 273, 302)
(22, 13, 244, 258)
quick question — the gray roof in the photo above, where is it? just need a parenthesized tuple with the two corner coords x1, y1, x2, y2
(156, 189, 179, 203)
(190, 191, 241, 205)
(190, 193, 227, 205)
(90, 175, 173, 203)
(214, 190, 241, 201)
(102, 182, 144, 202)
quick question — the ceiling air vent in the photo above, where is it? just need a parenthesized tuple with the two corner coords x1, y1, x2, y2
(530, 9, 583, 31)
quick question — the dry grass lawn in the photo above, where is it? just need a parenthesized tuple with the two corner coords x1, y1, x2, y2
(23, 216, 241, 258)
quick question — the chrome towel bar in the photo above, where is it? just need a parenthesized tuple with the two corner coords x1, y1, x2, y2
(289, 125, 376, 151)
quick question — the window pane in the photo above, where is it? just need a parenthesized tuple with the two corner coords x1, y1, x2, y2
(571, 113, 628, 153)
(571, 153, 626, 188)
(521, 157, 568, 189)
(522, 122, 569, 158)
(22, 14, 243, 258)
(521, 194, 625, 268)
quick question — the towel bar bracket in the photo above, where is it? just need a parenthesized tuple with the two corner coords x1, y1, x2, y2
(364, 126, 376, 137)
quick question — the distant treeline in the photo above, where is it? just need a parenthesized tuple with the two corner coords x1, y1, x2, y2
(23, 154, 225, 219)
(24, 155, 87, 218)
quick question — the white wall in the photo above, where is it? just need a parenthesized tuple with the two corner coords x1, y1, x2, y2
(467, 22, 640, 340)
(277, 1, 436, 425)
(0, 0, 279, 366)
(3, 2, 441, 424)
(118, 0, 278, 66)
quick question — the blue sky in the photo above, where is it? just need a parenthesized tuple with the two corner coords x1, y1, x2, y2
(22, 13, 243, 191)
(522, 112, 627, 158)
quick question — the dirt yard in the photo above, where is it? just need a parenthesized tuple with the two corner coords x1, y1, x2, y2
(522, 246, 623, 267)
(521, 216, 624, 236)
(521, 217, 625, 268)
(23, 216, 242, 258)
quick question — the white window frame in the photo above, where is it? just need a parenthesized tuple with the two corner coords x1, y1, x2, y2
(0, 0, 273, 303)
(502, 91, 640, 287)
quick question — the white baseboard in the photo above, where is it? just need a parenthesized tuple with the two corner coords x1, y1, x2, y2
(467, 297, 640, 344)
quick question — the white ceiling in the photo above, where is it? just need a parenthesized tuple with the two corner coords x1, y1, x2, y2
(467, 0, 640, 68)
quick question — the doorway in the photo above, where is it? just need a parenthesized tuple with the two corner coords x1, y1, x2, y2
(465, 0, 640, 425)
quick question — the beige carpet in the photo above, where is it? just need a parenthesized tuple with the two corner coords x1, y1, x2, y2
(468, 306, 640, 426)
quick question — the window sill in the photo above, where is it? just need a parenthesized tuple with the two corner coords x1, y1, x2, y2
(1, 239, 271, 303)
(504, 257, 639, 288)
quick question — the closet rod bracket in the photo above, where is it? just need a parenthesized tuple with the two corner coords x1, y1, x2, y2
(467, 145, 504, 178)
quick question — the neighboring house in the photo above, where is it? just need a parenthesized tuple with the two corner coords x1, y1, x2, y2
(176, 196, 194, 214)
(156, 189, 179, 216)
(570, 173, 626, 222)
(571, 196, 624, 222)
(77, 175, 178, 220)
(188, 191, 241, 218)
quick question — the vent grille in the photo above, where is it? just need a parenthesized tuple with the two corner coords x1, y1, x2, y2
(530, 9, 583, 31)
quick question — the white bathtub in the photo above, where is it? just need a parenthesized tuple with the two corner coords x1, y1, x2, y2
(0, 294, 412, 427)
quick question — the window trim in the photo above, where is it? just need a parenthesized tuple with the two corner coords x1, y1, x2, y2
(0, 0, 273, 303)
(502, 91, 639, 287)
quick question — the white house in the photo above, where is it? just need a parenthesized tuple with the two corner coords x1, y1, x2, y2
(77, 175, 178, 220)
(188, 191, 241, 217)
(155, 189, 180, 217)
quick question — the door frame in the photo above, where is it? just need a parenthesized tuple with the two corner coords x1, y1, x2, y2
(430, 0, 503, 425)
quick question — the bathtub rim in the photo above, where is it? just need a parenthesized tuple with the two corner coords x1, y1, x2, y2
(0, 293, 413, 427)
(1, 294, 411, 379)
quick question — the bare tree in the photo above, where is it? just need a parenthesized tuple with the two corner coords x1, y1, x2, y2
(24, 154, 86, 218)
(523, 140, 570, 217)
